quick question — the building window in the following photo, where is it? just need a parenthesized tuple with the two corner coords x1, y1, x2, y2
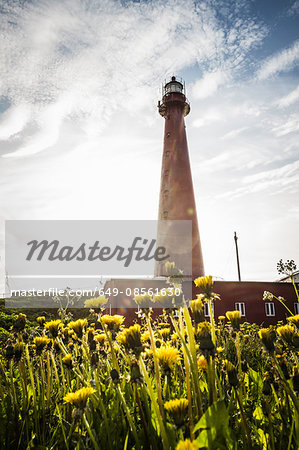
(235, 302, 245, 317)
(165, 151, 170, 157)
(165, 170, 169, 176)
(204, 302, 214, 317)
(163, 211, 168, 219)
(265, 302, 275, 317)
(294, 302, 299, 314)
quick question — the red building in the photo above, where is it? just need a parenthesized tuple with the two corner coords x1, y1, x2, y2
(104, 278, 298, 326)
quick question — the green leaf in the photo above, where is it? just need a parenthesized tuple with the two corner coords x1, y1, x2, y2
(194, 400, 229, 433)
(194, 400, 236, 449)
(253, 406, 264, 422)
(196, 428, 217, 449)
(123, 431, 129, 450)
(248, 368, 263, 391)
(257, 428, 268, 450)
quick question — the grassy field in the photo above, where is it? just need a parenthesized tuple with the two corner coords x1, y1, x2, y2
(0, 276, 298, 449)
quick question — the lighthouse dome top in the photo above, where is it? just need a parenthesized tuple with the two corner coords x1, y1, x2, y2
(158, 75, 190, 117)
(163, 75, 185, 96)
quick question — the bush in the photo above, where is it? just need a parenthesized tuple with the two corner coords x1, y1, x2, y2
(0, 327, 10, 343)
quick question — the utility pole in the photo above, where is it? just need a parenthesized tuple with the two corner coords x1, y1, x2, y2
(234, 231, 241, 282)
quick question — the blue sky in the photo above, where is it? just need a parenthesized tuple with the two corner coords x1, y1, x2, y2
(0, 0, 298, 291)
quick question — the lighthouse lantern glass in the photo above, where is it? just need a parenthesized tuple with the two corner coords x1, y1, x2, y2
(165, 82, 183, 94)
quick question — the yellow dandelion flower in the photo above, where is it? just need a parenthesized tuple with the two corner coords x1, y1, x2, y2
(176, 439, 198, 450)
(33, 336, 50, 353)
(194, 275, 213, 295)
(164, 398, 188, 427)
(68, 319, 88, 338)
(197, 321, 211, 337)
(159, 328, 171, 339)
(190, 298, 205, 324)
(63, 386, 96, 409)
(197, 355, 207, 370)
(117, 324, 143, 354)
(95, 333, 106, 344)
(13, 313, 27, 331)
(101, 315, 125, 331)
(62, 354, 73, 368)
(156, 346, 180, 370)
(277, 324, 297, 345)
(36, 316, 46, 325)
(44, 320, 63, 338)
(190, 297, 204, 313)
(196, 321, 214, 350)
(226, 310, 241, 330)
(217, 346, 224, 353)
(84, 296, 108, 309)
(224, 360, 238, 387)
(287, 314, 299, 329)
(258, 328, 276, 352)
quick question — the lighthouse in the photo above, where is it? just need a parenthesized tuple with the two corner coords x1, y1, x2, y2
(155, 76, 204, 278)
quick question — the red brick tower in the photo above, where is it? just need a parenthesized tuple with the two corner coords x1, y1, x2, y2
(155, 76, 204, 278)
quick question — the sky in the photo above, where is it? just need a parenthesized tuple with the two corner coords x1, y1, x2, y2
(0, 0, 299, 293)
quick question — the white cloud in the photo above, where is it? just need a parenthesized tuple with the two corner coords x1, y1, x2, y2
(287, 1, 299, 16)
(257, 40, 299, 80)
(0, 104, 32, 140)
(232, 102, 262, 117)
(191, 99, 261, 129)
(192, 71, 227, 100)
(272, 114, 299, 136)
(221, 127, 248, 139)
(192, 109, 223, 128)
(275, 85, 299, 108)
(219, 160, 299, 199)
(244, 159, 299, 184)
(2, 95, 73, 157)
(0, 0, 267, 159)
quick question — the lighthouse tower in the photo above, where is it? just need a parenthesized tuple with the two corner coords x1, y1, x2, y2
(155, 76, 204, 278)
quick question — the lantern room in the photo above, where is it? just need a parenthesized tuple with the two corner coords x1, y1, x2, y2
(164, 76, 184, 95)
